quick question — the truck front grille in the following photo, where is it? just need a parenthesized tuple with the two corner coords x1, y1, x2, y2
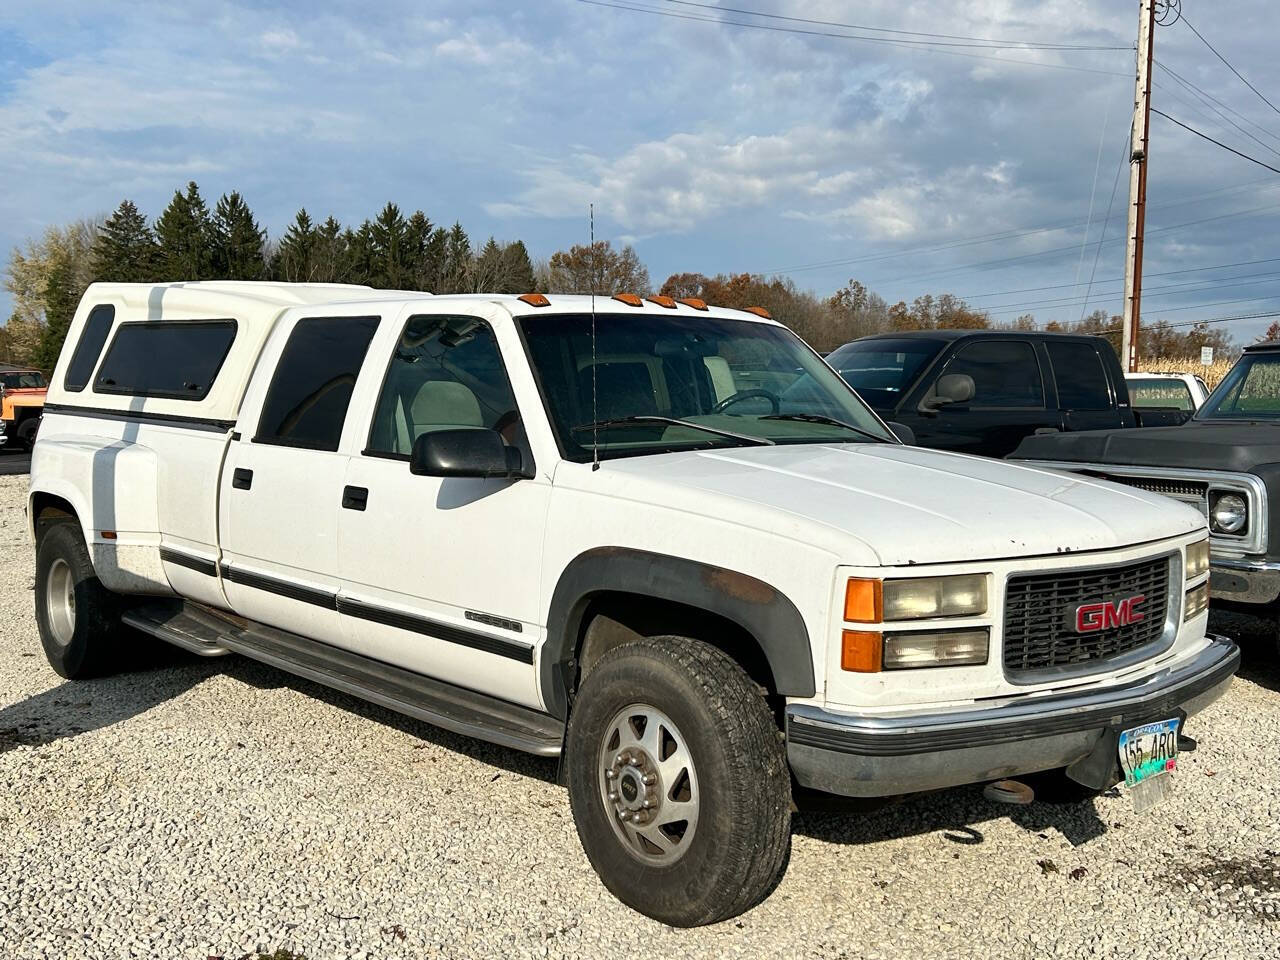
(1003, 556, 1171, 677)
(1087, 472, 1208, 503)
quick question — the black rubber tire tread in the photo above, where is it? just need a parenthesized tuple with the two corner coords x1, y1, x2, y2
(565, 635, 791, 926)
(34, 520, 122, 679)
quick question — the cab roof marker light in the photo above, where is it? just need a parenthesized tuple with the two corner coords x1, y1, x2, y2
(646, 295, 678, 309)
(743, 306, 772, 319)
(612, 293, 643, 307)
(677, 297, 709, 311)
(517, 293, 550, 308)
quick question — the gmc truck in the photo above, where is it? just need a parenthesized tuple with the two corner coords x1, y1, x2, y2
(29, 282, 1237, 925)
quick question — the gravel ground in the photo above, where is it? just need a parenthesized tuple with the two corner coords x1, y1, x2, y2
(1, 472, 1278, 959)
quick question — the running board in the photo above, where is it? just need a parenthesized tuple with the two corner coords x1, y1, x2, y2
(123, 599, 564, 757)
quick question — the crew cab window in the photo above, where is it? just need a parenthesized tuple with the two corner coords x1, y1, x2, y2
(94, 320, 237, 400)
(1048, 341, 1112, 410)
(942, 340, 1044, 408)
(366, 314, 527, 459)
(64, 305, 115, 392)
(1128, 378, 1194, 410)
(255, 316, 379, 451)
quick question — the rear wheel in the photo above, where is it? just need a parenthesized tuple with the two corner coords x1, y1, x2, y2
(16, 416, 39, 450)
(565, 636, 791, 926)
(34, 520, 122, 679)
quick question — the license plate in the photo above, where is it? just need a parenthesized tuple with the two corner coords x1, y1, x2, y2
(1118, 718, 1179, 812)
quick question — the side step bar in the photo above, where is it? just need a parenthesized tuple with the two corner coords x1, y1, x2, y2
(123, 599, 565, 757)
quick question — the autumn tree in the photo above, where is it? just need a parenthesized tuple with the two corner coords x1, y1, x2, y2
(4, 219, 98, 365)
(548, 241, 650, 295)
(1258, 320, 1280, 343)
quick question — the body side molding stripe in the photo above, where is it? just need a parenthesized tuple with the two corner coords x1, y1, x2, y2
(44, 402, 235, 433)
(159, 547, 218, 577)
(340, 597, 534, 664)
(219, 564, 338, 610)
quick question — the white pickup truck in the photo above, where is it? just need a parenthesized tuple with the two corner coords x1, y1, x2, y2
(29, 282, 1237, 925)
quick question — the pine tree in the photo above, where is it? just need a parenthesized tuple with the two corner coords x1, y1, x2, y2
(442, 222, 472, 294)
(423, 227, 449, 292)
(33, 252, 78, 371)
(368, 202, 409, 289)
(500, 240, 536, 293)
(313, 216, 349, 283)
(405, 211, 434, 291)
(344, 222, 375, 287)
(211, 192, 266, 280)
(272, 209, 317, 281)
(470, 237, 505, 293)
(91, 200, 158, 282)
(154, 181, 214, 280)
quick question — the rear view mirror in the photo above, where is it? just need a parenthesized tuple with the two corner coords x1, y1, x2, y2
(410, 429, 526, 479)
(919, 373, 975, 414)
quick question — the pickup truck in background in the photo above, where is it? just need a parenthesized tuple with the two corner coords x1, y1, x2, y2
(825, 330, 1186, 458)
(28, 283, 1236, 925)
(0, 363, 47, 450)
(1016, 341, 1280, 649)
(1125, 372, 1209, 422)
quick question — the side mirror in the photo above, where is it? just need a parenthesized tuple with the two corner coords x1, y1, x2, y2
(919, 373, 975, 414)
(886, 421, 915, 445)
(410, 429, 525, 479)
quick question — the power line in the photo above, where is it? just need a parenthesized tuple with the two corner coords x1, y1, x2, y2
(1181, 14, 1280, 119)
(953, 257, 1280, 302)
(1158, 60, 1280, 152)
(1079, 133, 1129, 320)
(659, 1, 1129, 50)
(575, 0, 1132, 75)
(1152, 108, 1280, 175)
(1154, 73, 1280, 163)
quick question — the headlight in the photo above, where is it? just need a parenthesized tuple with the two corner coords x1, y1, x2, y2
(1210, 492, 1248, 535)
(1186, 538, 1210, 580)
(1184, 583, 1209, 621)
(841, 628, 989, 671)
(845, 575, 988, 622)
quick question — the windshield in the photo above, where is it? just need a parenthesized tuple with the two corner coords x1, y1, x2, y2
(1199, 353, 1280, 419)
(824, 338, 943, 409)
(519, 313, 895, 462)
(1127, 377, 1194, 411)
(0, 370, 46, 389)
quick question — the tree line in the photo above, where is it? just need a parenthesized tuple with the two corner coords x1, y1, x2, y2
(2, 186, 1235, 368)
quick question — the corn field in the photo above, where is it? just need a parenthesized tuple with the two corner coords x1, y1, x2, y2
(1137, 357, 1234, 389)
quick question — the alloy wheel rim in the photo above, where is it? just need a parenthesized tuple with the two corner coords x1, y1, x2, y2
(597, 703, 699, 865)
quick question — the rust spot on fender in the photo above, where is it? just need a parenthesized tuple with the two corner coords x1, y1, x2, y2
(703, 568, 776, 605)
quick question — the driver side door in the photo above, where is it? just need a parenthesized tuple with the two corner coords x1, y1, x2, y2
(335, 305, 550, 708)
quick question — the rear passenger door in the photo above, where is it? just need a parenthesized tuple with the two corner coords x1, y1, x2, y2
(218, 312, 381, 648)
(334, 305, 550, 709)
(910, 339, 1056, 457)
(1045, 339, 1125, 432)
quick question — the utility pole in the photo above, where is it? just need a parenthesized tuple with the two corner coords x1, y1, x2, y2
(1121, 0, 1158, 373)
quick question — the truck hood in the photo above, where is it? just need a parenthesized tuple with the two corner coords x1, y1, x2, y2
(1013, 420, 1280, 475)
(592, 443, 1203, 566)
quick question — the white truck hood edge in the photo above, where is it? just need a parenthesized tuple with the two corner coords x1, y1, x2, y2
(585, 443, 1205, 566)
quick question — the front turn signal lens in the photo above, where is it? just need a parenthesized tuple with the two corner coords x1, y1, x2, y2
(844, 579, 883, 623)
(1186, 537, 1210, 580)
(841, 630, 883, 672)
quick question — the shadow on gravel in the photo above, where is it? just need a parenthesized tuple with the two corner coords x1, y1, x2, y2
(0, 641, 216, 755)
(219, 656, 561, 785)
(1210, 608, 1280, 694)
(795, 784, 1111, 850)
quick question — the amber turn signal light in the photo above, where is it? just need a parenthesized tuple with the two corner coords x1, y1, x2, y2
(844, 578, 883, 623)
(841, 631, 883, 673)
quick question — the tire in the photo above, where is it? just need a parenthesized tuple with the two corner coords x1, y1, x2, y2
(565, 636, 791, 926)
(16, 417, 39, 451)
(34, 520, 123, 679)
(1023, 768, 1107, 805)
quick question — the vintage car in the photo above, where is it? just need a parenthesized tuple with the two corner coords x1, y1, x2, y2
(0, 362, 47, 450)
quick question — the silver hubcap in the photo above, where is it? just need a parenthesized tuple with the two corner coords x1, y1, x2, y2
(45, 558, 76, 648)
(598, 703, 699, 865)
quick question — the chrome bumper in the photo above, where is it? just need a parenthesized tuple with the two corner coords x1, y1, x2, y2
(1210, 556, 1280, 605)
(786, 636, 1239, 798)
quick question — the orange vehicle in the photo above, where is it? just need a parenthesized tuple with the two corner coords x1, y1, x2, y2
(0, 363, 47, 450)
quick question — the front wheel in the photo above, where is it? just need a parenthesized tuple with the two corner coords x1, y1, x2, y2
(565, 636, 791, 926)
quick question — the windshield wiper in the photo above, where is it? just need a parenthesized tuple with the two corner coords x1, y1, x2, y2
(571, 416, 774, 446)
(759, 413, 891, 443)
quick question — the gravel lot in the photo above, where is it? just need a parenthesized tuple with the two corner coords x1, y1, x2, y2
(1, 473, 1278, 959)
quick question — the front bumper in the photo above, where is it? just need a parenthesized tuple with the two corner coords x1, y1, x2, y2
(786, 635, 1239, 797)
(1210, 556, 1280, 605)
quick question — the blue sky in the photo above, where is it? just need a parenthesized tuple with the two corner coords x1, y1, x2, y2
(4, 0, 1280, 342)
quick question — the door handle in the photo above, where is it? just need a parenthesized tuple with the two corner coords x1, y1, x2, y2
(342, 485, 369, 511)
(231, 468, 253, 490)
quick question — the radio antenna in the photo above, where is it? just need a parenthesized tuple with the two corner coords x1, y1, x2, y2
(590, 203, 600, 471)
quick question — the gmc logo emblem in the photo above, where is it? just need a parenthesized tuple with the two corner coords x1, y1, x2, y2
(1073, 595, 1146, 633)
